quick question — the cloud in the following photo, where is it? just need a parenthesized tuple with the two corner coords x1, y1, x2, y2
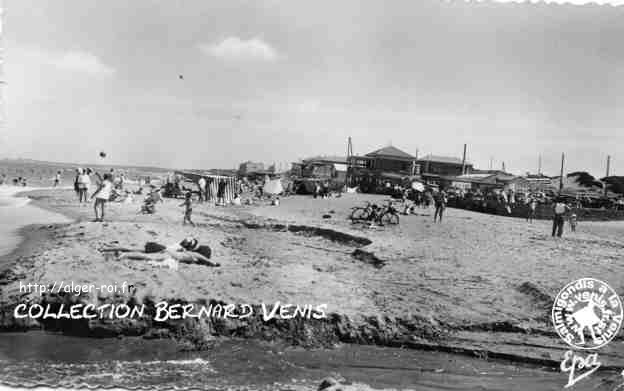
(10, 46, 115, 77)
(199, 37, 279, 62)
(50, 51, 115, 76)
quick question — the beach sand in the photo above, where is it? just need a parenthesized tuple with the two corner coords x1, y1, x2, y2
(2, 185, 624, 373)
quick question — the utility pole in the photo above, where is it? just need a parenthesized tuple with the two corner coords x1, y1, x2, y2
(489, 157, 493, 171)
(604, 155, 611, 196)
(461, 144, 467, 175)
(538, 155, 542, 176)
(346, 137, 353, 187)
(559, 153, 565, 193)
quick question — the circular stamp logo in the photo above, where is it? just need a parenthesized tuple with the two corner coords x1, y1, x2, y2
(552, 278, 623, 350)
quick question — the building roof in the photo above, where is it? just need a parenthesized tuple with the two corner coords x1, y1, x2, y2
(447, 174, 498, 184)
(365, 146, 415, 160)
(417, 154, 471, 165)
(302, 155, 348, 164)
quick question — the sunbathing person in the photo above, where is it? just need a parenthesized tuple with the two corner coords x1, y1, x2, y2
(106, 237, 217, 267)
(115, 246, 218, 267)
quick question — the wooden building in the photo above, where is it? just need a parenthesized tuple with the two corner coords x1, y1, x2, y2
(417, 155, 473, 176)
(363, 146, 417, 174)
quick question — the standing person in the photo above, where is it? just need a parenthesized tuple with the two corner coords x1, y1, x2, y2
(54, 171, 61, 187)
(198, 177, 206, 203)
(433, 190, 447, 223)
(180, 192, 196, 226)
(78, 169, 91, 204)
(551, 198, 571, 237)
(74, 169, 81, 200)
(91, 173, 113, 222)
(216, 179, 226, 206)
(527, 197, 537, 223)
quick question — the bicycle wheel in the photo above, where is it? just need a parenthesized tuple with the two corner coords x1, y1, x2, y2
(350, 208, 369, 221)
(380, 212, 399, 225)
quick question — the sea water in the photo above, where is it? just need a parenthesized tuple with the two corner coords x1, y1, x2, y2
(0, 186, 71, 259)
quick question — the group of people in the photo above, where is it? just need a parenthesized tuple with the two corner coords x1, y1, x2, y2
(0, 175, 28, 186)
(391, 186, 448, 223)
(550, 198, 577, 237)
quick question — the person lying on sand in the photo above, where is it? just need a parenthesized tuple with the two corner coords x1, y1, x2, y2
(117, 251, 218, 267)
(106, 238, 218, 267)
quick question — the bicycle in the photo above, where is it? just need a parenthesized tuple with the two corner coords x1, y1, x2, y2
(377, 200, 400, 225)
(349, 201, 373, 222)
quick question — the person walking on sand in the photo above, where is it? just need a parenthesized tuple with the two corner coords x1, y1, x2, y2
(527, 197, 537, 223)
(433, 190, 447, 223)
(180, 192, 196, 226)
(551, 198, 571, 237)
(91, 173, 113, 222)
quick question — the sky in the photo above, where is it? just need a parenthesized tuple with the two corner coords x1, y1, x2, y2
(2, 0, 624, 177)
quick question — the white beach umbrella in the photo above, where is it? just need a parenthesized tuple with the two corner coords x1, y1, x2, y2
(411, 181, 425, 192)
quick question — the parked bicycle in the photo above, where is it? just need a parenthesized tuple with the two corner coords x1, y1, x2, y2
(349, 201, 374, 222)
(377, 200, 400, 225)
(349, 200, 399, 225)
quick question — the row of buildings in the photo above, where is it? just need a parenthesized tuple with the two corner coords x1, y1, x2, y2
(238, 144, 565, 194)
(290, 145, 557, 194)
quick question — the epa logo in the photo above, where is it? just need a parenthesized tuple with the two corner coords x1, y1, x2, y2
(552, 278, 623, 350)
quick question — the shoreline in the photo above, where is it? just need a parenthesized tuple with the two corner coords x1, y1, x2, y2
(0, 186, 75, 271)
(1, 188, 624, 372)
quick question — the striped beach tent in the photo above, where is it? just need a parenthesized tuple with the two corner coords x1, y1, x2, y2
(175, 171, 240, 203)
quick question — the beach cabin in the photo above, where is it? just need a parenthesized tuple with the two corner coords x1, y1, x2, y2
(363, 146, 417, 174)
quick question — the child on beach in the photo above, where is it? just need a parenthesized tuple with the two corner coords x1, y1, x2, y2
(569, 213, 577, 232)
(91, 173, 113, 222)
(54, 171, 61, 187)
(180, 192, 196, 226)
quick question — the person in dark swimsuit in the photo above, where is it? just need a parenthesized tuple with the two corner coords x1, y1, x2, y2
(434, 190, 447, 223)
